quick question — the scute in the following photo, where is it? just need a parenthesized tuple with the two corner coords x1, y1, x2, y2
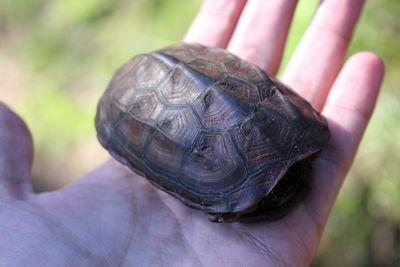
(180, 132, 246, 192)
(159, 66, 209, 105)
(145, 131, 187, 174)
(217, 76, 260, 106)
(159, 44, 197, 63)
(95, 96, 122, 146)
(132, 55, 169, 89)
(128, 90, 164, 125)
(95, 43, 330, 222)
(188, 58, 226, 79)
(192, 85, 251, 130)
(156, 107, 201, 146)
(232, 113, 285, 171)
(115, 113, 152, 156)
(193, 45, 237, 62)
(224, 59, 267, 84)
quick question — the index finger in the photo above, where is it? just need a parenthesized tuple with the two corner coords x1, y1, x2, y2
(184, 0, 247, 48)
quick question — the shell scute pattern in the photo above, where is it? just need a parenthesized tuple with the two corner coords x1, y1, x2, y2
(95, 43, 330, 222)
(156, 107, 201, 146)
(180, 131, 246, 191)
(131, 55, 169, 89)
(158, 66, 208, 106)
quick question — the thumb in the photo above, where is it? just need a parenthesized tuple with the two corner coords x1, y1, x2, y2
(0, 102, 33, 199)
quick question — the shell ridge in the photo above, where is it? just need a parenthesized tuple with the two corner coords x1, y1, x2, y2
(153, 52, 216, 89)
(95, 43, 331, 219)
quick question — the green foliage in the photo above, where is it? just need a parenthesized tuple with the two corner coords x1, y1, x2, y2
(280, 0, 318, 72)
(0, 0, 399, 266)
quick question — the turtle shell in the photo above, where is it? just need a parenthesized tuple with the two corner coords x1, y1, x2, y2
(95, 43, 330, 222)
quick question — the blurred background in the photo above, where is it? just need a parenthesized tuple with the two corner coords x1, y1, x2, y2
(0, 0, 398, 265)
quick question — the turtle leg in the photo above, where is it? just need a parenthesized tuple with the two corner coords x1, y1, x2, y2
(205, 159, 311, 223)
(237, 159, 311, 223)
(206, 212, 243, 223)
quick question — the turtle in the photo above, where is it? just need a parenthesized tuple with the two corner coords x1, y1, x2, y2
(95, 43, 330, 223)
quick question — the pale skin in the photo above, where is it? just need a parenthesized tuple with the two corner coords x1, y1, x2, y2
(0, 0, 385, 266)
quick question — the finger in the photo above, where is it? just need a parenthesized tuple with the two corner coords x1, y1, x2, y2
(0, 102, 33, 199)
(228, 0, 298, 75)
(282, 0, 365, 110)
(184, 0, 247, 48)
(305, 52, 384, 228)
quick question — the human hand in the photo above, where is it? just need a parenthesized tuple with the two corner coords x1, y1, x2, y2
(0, 0, 384, 266)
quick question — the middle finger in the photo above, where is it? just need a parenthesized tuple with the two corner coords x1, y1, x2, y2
(228, 0, 299, 75)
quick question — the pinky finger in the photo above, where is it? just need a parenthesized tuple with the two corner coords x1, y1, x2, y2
(322, 52, 384, 178)
(305, 52, 385, 227)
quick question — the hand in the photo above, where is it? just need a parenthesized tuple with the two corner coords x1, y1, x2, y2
(0, 1, 384, 266)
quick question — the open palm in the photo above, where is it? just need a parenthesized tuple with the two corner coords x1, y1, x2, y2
(0, 1, 384, 266)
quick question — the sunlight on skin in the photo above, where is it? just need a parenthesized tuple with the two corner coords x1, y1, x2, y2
(0, 0, 384, 266)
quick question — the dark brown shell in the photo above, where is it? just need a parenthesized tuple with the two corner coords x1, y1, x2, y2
(95, 43, 330, 222)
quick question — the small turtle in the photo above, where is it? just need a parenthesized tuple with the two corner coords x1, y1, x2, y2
(95, 43, 330, 223)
